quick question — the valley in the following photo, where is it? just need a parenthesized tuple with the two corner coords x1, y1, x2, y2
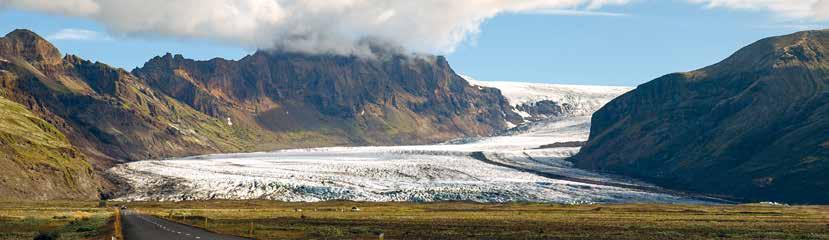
(106, 82, 717, 204)
(109, 116, 708, 203)
(2, 2, 829, 239)
(0, 25, 826, 210)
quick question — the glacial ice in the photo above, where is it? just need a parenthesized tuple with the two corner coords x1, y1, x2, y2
(107, 80, 709, 204)
(108, 115, 707, 204)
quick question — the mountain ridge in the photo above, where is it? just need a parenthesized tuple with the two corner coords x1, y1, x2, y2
(132, 49, 523, 146)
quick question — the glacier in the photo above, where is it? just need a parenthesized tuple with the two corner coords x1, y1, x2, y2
(107, 79, 715, 204)
(463, 75, 631, 118)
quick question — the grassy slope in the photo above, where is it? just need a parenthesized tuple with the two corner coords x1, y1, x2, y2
(0, 96, 98, 200)
(130, 201, 829, 240)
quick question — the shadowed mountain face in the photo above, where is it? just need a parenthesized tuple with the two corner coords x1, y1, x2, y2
(573, 30, 829, 204)
(0, 29, 520, 199)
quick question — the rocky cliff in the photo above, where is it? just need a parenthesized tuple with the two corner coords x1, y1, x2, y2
(133, 51, 521, 146)
(573, 30, 829, 204)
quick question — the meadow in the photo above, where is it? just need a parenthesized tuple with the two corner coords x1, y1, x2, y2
(0, 201, 114, 240)
(127, 200, 829, 240)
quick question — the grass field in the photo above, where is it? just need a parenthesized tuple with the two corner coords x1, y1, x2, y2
(0, 201, 114, 240)
(126, 200, 829, 240)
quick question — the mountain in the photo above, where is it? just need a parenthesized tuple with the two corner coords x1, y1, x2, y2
(572, 30, 829, 203)
(132, 51, 521, 146)
(0, 29, 258, 168)
(0, 29, 521, 199)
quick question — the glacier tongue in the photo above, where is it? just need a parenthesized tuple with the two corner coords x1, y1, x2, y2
(462, 75, 632, 117)
(108, 114, 709, 204)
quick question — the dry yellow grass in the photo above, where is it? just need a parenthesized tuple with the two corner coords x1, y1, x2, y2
(0, 201, 114, 240)
(125, 200, 829, 240)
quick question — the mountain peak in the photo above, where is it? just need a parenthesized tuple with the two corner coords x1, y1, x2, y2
(0, 29, 62, 64)
(698, 30, 829, 76)
(5, 29, 39, 38)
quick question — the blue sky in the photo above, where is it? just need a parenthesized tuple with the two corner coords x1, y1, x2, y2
(448, 1, 827, 85)
(1, 1, 827, 86)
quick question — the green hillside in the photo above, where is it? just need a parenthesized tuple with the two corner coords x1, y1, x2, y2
(0, 96, 98, 200)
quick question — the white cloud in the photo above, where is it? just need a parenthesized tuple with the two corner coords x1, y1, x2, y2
(528, 9, 629, 17)
(0, 0, 631, 56)
(689, 0, 829, 21)
(752, 23, 826, 30)
(0, 0, 99, 15)
(47, 28, 111, 41)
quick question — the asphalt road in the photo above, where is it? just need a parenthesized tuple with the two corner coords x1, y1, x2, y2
(121, 210, 249, 240)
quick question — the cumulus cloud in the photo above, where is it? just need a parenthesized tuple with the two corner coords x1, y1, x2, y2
(689, 0, 829, 21)
(47, 28, 111, 41)
(0, 0, 630, 55)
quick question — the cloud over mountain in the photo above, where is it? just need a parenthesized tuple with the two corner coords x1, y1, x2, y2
(0, 0, 629, 55)
(690, 0, 829, 20)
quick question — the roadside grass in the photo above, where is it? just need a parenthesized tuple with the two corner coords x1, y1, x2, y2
(125, 200, 829, 240)
(0, 201, 114, 240)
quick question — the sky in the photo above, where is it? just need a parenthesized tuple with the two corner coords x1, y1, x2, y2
(0, 0, 827, 86)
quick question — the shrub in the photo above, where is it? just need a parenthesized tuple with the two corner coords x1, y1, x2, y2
(33, 231, 59, 240)
(76, 226, 95, 232)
